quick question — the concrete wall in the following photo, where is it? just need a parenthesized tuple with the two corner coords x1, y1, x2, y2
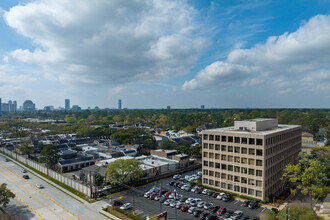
(0, 147, 92, 198)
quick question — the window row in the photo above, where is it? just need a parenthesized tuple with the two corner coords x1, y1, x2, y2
(203, 178, 262, 197)
(203, 170, 263, 186)
(202, 153, 263, 166)
(203, 144, 263, 156)
(203, 162, 263, 177)
(203, 134, 263, 146)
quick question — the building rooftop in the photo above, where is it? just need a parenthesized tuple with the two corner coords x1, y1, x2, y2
(153, 149, 177, 154)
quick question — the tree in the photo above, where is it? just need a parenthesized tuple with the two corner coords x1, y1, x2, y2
(312, 145, 330, 177)
(262, 204, 323, 220)
(40, 144, 59, 168)
(160, 140, 176, 149)
(282, 152, 329, 206)
(18, 140, 34, 155)
(106, 159, 144, 185)
(0, 183, 15, 207)
(94, 173, 104, 187)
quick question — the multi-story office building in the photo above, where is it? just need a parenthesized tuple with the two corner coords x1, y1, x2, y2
(65, 99, 70, 110)
(202, 119, 301, 200)
(118, 99, 122, 110)
(23, 100, 36, 111)
(1, 100, 17, 112)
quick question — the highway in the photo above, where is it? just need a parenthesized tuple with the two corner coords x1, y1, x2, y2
(0, 154, 107, 220)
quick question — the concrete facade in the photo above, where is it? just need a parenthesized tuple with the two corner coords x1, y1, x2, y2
(202, 119, 301, 201)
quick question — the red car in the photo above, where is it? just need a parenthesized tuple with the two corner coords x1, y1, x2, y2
(149, 193, 157, 200)
(180, 204, 191, 212)
(164, 192, 171, 197)
(216, 207, 226, 216)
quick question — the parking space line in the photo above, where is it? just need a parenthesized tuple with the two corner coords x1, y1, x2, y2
(234, 200, 240, 204)
(260, 207, 266, 213)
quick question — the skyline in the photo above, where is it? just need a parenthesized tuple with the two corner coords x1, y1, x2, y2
(0, 0, 329, 109)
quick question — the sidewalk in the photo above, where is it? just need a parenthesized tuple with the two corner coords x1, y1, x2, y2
(315, 193, 330, 220)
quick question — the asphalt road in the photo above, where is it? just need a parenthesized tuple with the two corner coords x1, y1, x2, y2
(0, 154, 107, 220)
(111, 169, 266, 219)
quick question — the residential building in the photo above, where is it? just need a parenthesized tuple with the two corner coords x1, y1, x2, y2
(202, 118, 301, 201)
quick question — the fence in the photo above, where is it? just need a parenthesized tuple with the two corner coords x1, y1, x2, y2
(0, 147, 92, 198)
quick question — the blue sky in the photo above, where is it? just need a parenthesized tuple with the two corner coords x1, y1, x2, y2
(0, 0, 329, 109)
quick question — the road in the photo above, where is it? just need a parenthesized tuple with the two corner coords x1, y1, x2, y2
(111, 169, 266, 219)
(0, 154, 107, 220)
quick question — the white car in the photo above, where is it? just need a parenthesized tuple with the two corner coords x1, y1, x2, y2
(188, 206, 197, 213)
(231, 210, 244, 219)
(191, 186, 198, 192)
(185, 198, 194, 204)
(164, 199, 173, 205)
(36, 184, 44, 189)
(173, 174, 181, 180)
(204, 203, 213, 210)
(202, 189, 210, 195)
(170, 201, 178, 207)
(216, 192, 225, 200)
(181, 184, 187, 190)
(144, 192, 152, 198)
(197, 201, 206, 208)
(120, 203, 132, 210)
(149, 187, 159, 193)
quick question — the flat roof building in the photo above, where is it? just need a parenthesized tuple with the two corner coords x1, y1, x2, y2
(202, 118, 301, 200)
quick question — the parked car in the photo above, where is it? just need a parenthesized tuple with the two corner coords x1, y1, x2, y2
(195, 188, 203, 194)
(212, 192, 219, 198)
(177, 183, 184, 188)
(199, 212, 209, 220)
(164, 192, 171, 197)
(170, 201, 179, 208)
(224, 211, 233, 218)
(179, 197, 187, 203)
(174, 182, 180, 187)
(22, 175, 29, 179)
(248, 201, 259, 209)
(202, 189, 210, 195)
(4, 158, 9, 162)
(176, 202, 183, 209)
(185, 198, 194, 204)
(193, 209, 203, 217)
(211, 206, 220, 214)
(144, 192, 152, 198)
(243, 200, 250, 207)
(111, 199, 124, 207)
(205, 215, 217, 220)
(36, 184, 44, 189)
(188, 206, 197, 213)
(216, 207, 226, 216)
(173, 174, 181, 180)
(155, 195, 164, 201)
(204, 203, 214, 210)
(22, 169, 27, 173)
(180, 204, 191, 212)
(149, 193, 157, 200)
(181, 184, 187, 190)
(242, 216, 250, 220)
(164, 199, 173, 205)
(222, 193, 233, 202)
(185, 185, 192, 191)
(207, 191, 214, 197)
(197, 201, 206, 208)
(159, 197, 167, 203)
(231, 210, 244, 219)
(120, 203, 132, 210)
(191, 186, 199, 192)
(169, 181, 176, 186)
(216, 192, 225, 200)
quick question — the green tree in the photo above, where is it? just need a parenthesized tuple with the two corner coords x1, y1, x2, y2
(18, 140, 34, 155)
(282, 152, 329, 206)
(106, 159, 144, 185)
(40, 144, 59, 168)
(312, 145, 330, 177)
(0, 183, 15, 207)
(262, 204, 323, 220)
(160, 140, 176, 149)
(94, 173, 104, 187)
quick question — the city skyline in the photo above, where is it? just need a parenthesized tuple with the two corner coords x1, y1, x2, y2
(0, 1, 329, 109)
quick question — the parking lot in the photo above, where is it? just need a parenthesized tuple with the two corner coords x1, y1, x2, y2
(109, 169, 267, 219)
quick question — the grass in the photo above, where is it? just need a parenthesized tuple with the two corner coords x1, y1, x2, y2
(0, 151, 91, 203)
(105, 206, 144, 220)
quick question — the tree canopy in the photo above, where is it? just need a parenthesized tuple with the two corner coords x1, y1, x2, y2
(106, 159, 144, 185)
(262, 204, 323, 220)
(40, 144, 59, 167)
(0, 183, 15, 207)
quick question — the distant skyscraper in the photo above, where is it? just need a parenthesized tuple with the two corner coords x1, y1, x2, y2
(0, 98, 2, 114)
(118, 99, 122, 110)
(13, 101, 17, 112)
(201, 105, 205, 109)
(167, 105, 171, 110)
(65, 99, 70, 110)
(23, 100, 36, 111)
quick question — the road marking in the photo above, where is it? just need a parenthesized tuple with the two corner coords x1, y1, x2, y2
(15, 194, 45, 220)
(0, 161, 80, 220)
(234, 200, 240, 204)
(260, 207, 266, 213)
(0, 167, 64, 220)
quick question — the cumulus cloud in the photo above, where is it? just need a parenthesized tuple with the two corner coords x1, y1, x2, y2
(183, 15, 330, 92)
(5, 0, 205, 85)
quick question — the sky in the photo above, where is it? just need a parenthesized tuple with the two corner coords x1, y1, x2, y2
(0, 0, 329, 109)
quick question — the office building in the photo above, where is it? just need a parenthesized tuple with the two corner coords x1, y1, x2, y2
(202, 118, 301, 200)
(0, 98, 1, 114)
(167, 106, 171, 110)
(201, 105, 205, 109)
(1, 100, 17, 112)
(71, 105, 81, 111)
(118, 99, 122, 110)
(65, 99, 70, 110)
(23, 100, 36, 111)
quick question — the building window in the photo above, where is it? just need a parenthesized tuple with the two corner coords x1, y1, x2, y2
(203, 178, 208, 184)
(209, 153, 214, 158)
(241, 167, 247, 174)
(228, 165, 233, 171)
(242, 138, 248, 144)
(241, 158, 247, 164)
(209, 171, 214, 176)
(209, 144, 214, 150)
(234, 147, 240, 153)
(249, 169, 255, 175)
(203, 152, 208, 157)
(228, 136, 233, 143)
(228, 156, 233, 162)
(235, 137, 240, 143)
(215, 163, 220, 168)
(221, 173, 226, 179)
(248, 179, 255, 186)
(228, 146, 233, 152)
(249, 149, 255, 155)
(221, 182, 226, 189)
(215, 154, 220, 159)
(215, 172, 220, 178)
(221, 145, 226, 151)
(215, 135, 220, 141)
(215, 145, 220, 150)
(241, 177, 247, 184)
(248, 189, 254, 195)
(256, 190, 262, 197)
(234, 156, 240, 163)
(256, 149, 263, 156)
(234, 166, 240, 172)
(241, 148, 247, 154)
(203, 134, 208, 140)
(221, 136, 227, 142)
(221, 164, 227, 170)
(203, 169, 208, 175)
(209, 180, 214, 185)
(256, 180, 262, 187)
(256, 170, 262, 177)
(249, 138, 255, 145)
(227, 174, 233, 181)
(227, 184, 233, 190)
(209, 162, 214, 167)
(221, 155, 226, 161)
(203, 143, 208, 149)
(249, 158, 255, 165)
(209, 135, 214, 141)
(234, 176, 240, 182)
(203, 161, 208, 166)
(241, 187, 247, 194)
(256, 139, 263, 145)
(234, 185, 240, 192)
(256, 160, 262, 166)
(215, 181, 220, 187)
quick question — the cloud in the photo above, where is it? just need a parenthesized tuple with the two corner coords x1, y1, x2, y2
(183, 14, 330, 93)
(5, 0, 205, 85)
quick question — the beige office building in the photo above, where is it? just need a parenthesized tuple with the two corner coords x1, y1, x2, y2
(202, 119, 301, 201)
